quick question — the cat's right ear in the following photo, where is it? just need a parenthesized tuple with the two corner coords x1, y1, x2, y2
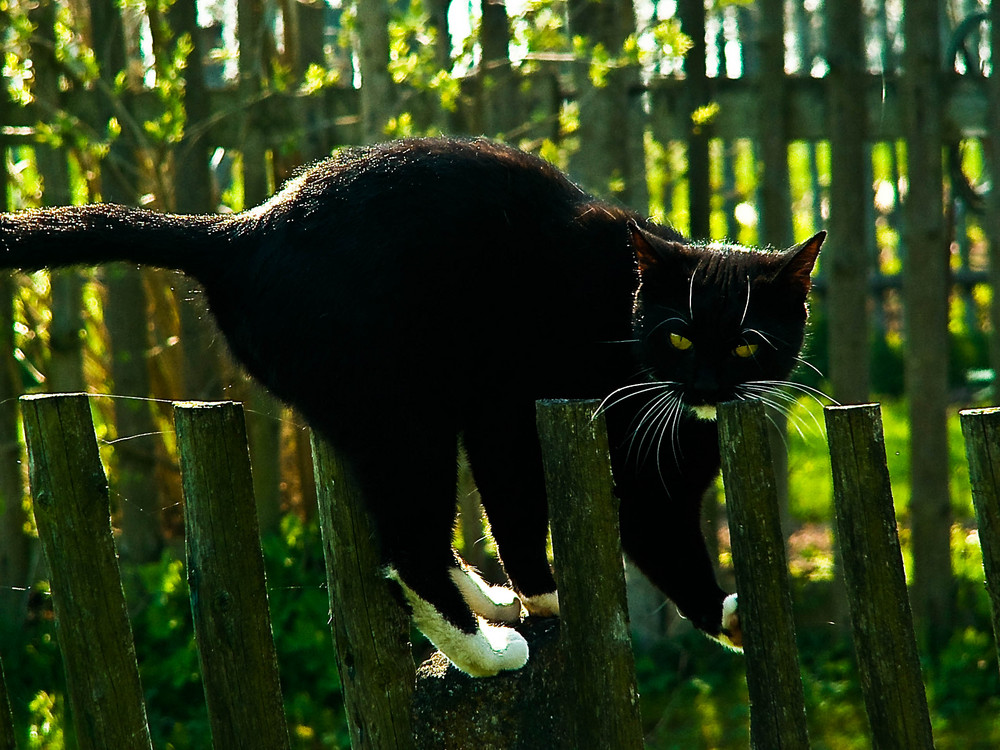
(628, 220, 686, 276)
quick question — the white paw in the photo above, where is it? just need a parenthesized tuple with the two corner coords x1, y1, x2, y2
(717, 593, 742, 652)
(521, 591, 559, 617)
(389, 568, 529, 676)
(450, 564, 522, 623)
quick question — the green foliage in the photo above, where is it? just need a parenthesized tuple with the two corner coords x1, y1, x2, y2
(8, 517, 348, 749)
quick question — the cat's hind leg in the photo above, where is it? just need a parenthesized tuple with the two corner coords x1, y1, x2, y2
(463, 406, 560, 618)
(346, 434, 528, 676)
(449, 560, 522, 623)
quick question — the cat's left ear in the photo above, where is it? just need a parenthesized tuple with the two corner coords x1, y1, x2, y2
(777, 231, 825, 295)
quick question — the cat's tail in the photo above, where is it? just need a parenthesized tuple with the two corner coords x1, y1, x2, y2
(0, 203, 234, 280)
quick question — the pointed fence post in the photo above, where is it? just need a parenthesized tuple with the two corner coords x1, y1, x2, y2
(824, 404, 934, 749)
(717, 400, 810, 750)
(173, 401, 291, 750)
(20, 393, 153, 750)
(959, 406, 1000, 678)
(310, 433, 416, 750)
(534, 399, 643, 750)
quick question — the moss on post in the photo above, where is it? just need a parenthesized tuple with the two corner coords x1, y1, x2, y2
(174, 401, 290, 750)
(535, 399, 643, 750)
(310, 433, 416, 750)
(959, 407, 1000, 679)
(21, 393, 152, 750)
(717, 399, 809, 750)
(824, 403, 934, 749)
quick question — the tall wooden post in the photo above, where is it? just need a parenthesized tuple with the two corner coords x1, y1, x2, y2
(825, 404, 935, 749)
(21, 394, 153, 750)
(717, 400, 809, 750)
(959, 407, 1000, 679)
(535, 399, 644, 750)
(174, 401, 291, 750)
(311, 434, 416, 750)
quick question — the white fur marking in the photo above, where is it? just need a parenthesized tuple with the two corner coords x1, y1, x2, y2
(521, 591, 560, 617)
(717, 593, 743, 652)
(387, 568, 529, 676)
(691, 404, 718, 421)
(449, 565, 522, 623)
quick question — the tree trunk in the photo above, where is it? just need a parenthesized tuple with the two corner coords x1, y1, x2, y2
(169, 0, 227, 401)
(31, 0, 86, 394)
(0, 273, 31, 645)
(754, 0, 792, 248)
(567, 0, 647, 213)
(753, 0, 791, 529)
(901, 0, 953, 652)
(88, 0, 166, 564)
(823, 0, 868, 634)
(480, 0, 520, 137)
(825, 0, 870, 403)
(0, 15, 32, 644)
(988, 0, 1000, 390)
(356, 0, 396, 143)
(677, 0, 710, 240)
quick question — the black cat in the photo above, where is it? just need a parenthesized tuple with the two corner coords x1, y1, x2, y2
(1, 137, 823, 676)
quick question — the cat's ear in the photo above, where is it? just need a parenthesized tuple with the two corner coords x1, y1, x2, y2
(776, 230, 825, 294)
(628, 219, 688, 275)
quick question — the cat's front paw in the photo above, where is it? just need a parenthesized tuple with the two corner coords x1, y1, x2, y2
(717, 593, 742, 651)
(521, 591, 559, 617)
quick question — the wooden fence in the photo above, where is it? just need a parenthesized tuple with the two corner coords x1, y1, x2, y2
(0, 395, 998, 749)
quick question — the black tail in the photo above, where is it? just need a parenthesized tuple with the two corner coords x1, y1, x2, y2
(0, 203, 233, 281)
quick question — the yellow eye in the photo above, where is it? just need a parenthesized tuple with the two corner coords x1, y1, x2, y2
(733, 343, 759, 358)
(670, 333, 693, 351)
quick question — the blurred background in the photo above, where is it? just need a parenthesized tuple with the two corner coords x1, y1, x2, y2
(0, 0, 998, 747)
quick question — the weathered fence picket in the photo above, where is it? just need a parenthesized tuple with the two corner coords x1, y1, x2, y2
(174, 401, 291, 750)
(9, 392, 1000, 748)
(717, 400, 810, 750)
(310, 433, 416, 750)
(824, 404, 935, 750)
(20, 394, 153, 750)
(959, 406, 1000, 679)
(535, 399, 644, 750)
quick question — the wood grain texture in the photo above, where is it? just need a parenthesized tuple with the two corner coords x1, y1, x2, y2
(824, 403, 934, 749)
(174, 401, 290, 750)
(959, 407, 1000, 679)
(535, 399, 643, 750)
(21, 393, 152, 750)
(717, 400, 809, 750)
(310, 433, 415, 750)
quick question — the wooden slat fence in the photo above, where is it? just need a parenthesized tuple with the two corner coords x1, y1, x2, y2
(1, 395, 999, 748)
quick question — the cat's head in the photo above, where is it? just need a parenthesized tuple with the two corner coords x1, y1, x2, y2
(629, 221, 824, 419)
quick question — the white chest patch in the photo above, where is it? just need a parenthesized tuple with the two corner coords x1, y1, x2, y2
(691, 404, 718, 421)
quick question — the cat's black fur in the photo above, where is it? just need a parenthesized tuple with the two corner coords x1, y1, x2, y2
(1, 137, 823, 675)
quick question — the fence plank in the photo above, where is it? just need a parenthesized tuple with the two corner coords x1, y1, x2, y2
(824, 403, 934, 749)
(0, 657, 14, 750)
(534, 399, 643, 750)
(173, 401, 291, 750)
(717, 400, 810, 750)
(20, 393, 152, 750)
(959, 407, 1000, 679)
(310, 433, 415, 750)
